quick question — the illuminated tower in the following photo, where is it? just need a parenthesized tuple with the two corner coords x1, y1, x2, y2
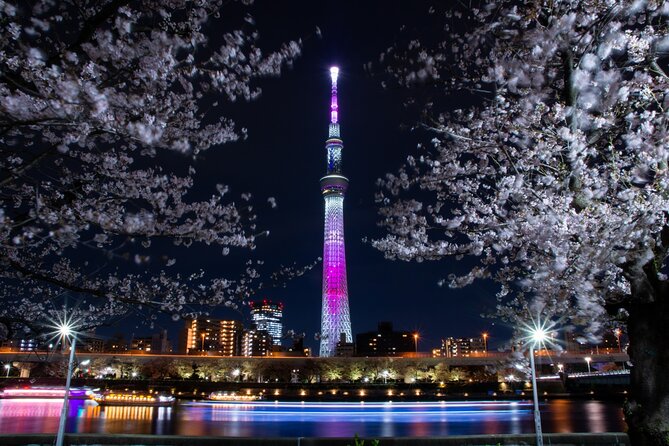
(319, 66, 352, 357)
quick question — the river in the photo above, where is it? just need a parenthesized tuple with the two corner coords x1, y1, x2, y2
(0, 398, 625, 438)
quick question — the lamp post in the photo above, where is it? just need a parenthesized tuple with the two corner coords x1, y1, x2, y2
(482, 332, 488, 356)
(584, 356, 592, 374)
(413, 333, 419, 354)
(382, 370, 389, 384)
(529, 327, 546, 446)
(55, 321, 77, 446)
(614, 329, 622, 352)
(201, 333, 206, 353)
(4, 364, 10, 378)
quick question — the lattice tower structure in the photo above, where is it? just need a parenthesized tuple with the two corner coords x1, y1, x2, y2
(319, 66, 352, 357)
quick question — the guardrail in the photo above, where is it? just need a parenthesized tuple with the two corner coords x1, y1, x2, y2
(0, 432, 631, 446)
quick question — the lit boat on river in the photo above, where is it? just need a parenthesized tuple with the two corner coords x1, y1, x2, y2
(0, 386, 93, 399)
(208, 391, 262, 402)
(93, 391, 175, 406)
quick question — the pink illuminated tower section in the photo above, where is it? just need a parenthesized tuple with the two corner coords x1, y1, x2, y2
(319, 66, 352, 357)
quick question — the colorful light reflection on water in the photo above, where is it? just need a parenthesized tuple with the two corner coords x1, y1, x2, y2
(0, 399, 625, 438)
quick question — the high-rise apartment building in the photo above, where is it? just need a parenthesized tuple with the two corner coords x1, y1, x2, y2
(242, 329, 273, 357)
(180, 318, 243, 356)
(441, 337, 486, 357)
(249, 300, 283, 346)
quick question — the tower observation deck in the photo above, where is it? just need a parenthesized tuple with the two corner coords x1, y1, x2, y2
(319, 66, 352, 357)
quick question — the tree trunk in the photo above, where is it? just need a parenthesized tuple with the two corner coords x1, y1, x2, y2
(626, 297, 669, 446)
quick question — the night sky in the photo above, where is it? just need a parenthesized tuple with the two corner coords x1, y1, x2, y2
(112, 1, 508, 353)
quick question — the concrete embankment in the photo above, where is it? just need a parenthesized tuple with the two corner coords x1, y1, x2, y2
(0, 433, 630, 446)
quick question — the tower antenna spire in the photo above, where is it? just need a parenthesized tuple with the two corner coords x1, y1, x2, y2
(330, 66, 339, 124)
(319, 66, 352, 357)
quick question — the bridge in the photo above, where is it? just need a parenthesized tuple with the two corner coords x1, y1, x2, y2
(0, 350, 629, 379)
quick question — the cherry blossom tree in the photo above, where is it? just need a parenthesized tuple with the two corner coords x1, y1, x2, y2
(373, 1, 669, 444)
(0, 1, 308, 339)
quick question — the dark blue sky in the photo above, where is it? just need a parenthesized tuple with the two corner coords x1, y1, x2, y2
(112, 1, 509, 352)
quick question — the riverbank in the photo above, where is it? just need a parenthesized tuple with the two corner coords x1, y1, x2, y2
(0, 433, 631, 446)
(1, 377, 628, 402)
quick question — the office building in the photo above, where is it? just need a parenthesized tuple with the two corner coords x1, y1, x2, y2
(249, 300, 283, 346)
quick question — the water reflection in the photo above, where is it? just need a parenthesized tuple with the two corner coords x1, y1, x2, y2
(0, 398, 625, 438)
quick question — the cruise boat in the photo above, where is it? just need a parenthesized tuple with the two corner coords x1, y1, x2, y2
(0, 386, 94, 399)
(93, 390, 175, 406)
(208, 391, 262, 402)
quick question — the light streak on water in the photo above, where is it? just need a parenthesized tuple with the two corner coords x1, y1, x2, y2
(0, 398, 625, 437)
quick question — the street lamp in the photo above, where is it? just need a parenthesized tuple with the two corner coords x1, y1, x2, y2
(614, 329, 622, 352)
(557, 363, 564, 373)
(584, 356, 592, 374)
(528, 326, 547, 446)
(382, 370, 389, 384)
(55, 320, 77, 446)
(4, 364, 10, 378)
(232, 368, 241, 382)
(201, 333, 206, 353)
(413, 333, 419, 354)
(482, 332, 488, 356)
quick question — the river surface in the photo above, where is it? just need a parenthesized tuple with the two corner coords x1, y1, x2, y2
(0, 398, 625, 438)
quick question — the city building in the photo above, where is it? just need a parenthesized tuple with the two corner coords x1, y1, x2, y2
(242, 329, 273, 357)
(356, 322, 415, 357)
(150, 329, 173, 353)
(105, 334, 128, 353)
(129, 336, 152, 352)
(78, 333, 106, 353)
(0, 338, 39, 352)
(335, 333, 355, 357)
(441, 337, 486, 357)
(286, 334, 310, 357)
(564, 330, 624, 354)
(319, 66, 353, 357)
(180, 318, 243, 356)
(249, 300, 283, 346)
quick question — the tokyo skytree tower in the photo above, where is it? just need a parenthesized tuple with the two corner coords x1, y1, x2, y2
(319, 66, 352, 357)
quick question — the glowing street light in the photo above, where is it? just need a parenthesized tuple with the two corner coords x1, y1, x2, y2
(413, 333, 419, 353)
(4, 364, 10, 378)
(482, 332, 489, 356)
(614, 328, 622, 352)
(521, 318, 557, 446)
(54, 318, 78, 446)
(557, 363, 564, 373)
(585, 356, 592, 374)
(382, 370, 389, 384)
(529, 327, 546, 446)
(232, 368, 241, 382)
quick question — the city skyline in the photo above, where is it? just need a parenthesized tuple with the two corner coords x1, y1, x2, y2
(72, 0, 506, 354)
(0, 1, 660, 441)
